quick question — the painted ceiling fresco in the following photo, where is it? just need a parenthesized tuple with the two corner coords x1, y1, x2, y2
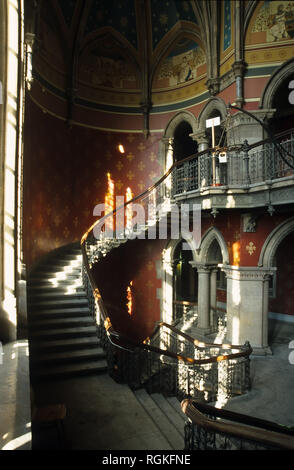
(251, 0, 294, 42)
(153, 39, 205, 89)
(34, 0, 204, 109)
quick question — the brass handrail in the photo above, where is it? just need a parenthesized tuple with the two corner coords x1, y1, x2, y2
(181, 399, 294, 450)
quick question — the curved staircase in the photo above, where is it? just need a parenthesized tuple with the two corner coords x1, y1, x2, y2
(27, 244, 107, 384)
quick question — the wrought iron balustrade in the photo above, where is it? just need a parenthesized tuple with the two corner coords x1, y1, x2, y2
(86, 304, 252, 404)
(172, 129, 294, 195)
(181, 399, 294, 450)
(78, 131, 294, 410)
(173, 300, 197, 325)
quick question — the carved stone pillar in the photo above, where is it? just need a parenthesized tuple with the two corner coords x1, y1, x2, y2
(190, 262, 211, 332)
(232, 60, 246, 108)
(226, 109, 276, 147)
(222, 266, 276, 354)
(210, 268, 218, 327)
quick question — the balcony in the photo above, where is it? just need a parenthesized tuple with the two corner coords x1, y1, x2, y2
(171, 129, 294, 211)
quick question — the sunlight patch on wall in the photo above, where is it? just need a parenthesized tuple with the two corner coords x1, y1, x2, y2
(127, 281, 133, 316)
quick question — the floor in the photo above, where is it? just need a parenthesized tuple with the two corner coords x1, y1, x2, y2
(29, 319, 294, 450)
(222, 319, 294, 427)
(1, 319, 294, 451)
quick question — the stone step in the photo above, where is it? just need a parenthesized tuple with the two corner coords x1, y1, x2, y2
(28, 291, 87, 302)
(150, 393, 185, 438)
(29, 298, 89, 311)
(29, 307, 92, 321)
(31, 347, 106, 366)
(29, 325, 97, 341)
(133, 389, 184, 450)
(27, 278, 83, 288)
(29, 273, 82, 284)
(30, 336, 101, 353)
(27, 284, 84, 294)
(165, 396, 187, 424)
(31, 359, 108, 383)
(29, 316, 95, 330)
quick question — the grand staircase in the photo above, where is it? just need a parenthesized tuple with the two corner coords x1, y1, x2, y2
(27, 244, 108, 384)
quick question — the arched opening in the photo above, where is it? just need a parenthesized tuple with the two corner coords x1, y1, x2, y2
(268, 231, 294, 344)
(173, 121, 198, 163)
(269, 77, 294, 134)
(207, 239, 227, 292)
(173, 241, 198, 323)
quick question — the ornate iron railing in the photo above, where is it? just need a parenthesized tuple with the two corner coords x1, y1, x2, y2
(172, 129, 294, 195)
(181, 399, 294, 450)
(80, 128, 294, 407)
(173, 300, 197, 325)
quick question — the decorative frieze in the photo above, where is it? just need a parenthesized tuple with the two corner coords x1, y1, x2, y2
(222, 265, 276, 282)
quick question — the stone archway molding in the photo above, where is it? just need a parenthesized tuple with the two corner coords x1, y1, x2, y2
(197, 96, 228, 133)
(258, 216, 294, 268)
(259, 58, 294, 110)
(196, 226, 230, 265)
(163, 110, 198, 139)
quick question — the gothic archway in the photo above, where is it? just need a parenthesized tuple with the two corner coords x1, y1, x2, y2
(161, 237, 198, 326)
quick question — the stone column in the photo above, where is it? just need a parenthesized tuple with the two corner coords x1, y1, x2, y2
(189, 263, 211, 332)
(222, 266, 276, 354)
(210, 268, 218, 328)
(232, 60, 246, 108)
(198, 266, 211, 330)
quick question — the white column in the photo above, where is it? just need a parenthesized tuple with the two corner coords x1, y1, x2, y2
(222, 266, 276, 354)
(196, 265, 211, 331)
(210, 268, 218, 327)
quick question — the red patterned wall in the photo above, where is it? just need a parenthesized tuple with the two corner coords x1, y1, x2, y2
(91, 237, 166, 341)
(23, 97, 163, 270)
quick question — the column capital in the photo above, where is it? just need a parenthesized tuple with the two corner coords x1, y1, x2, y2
(221, 265, 276, 281)
(232, 60, 247, 79)
(189, 262, 217, 272)
(161, 136, 174, 145)
(189, 130, 208, 145)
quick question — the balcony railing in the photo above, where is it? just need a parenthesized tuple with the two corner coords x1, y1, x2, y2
(172, 129, 294, 195)
(80, 128, 294, 409)
(91, 317, 252, 403)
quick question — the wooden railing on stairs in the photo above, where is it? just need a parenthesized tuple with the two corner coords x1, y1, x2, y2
(181, 399, 294, 450)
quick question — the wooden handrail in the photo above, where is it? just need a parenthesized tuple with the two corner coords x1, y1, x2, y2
(181, 399, 294, 450)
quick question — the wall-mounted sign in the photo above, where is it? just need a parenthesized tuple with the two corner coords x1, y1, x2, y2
(219, 152, 227, 163)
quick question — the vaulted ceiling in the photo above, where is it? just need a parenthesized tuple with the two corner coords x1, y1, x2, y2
(24, 0, 259, 132)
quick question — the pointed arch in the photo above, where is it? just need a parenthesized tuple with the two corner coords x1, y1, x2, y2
(259, 58, 294, 110)
(150, 25, 205, 91)
(163, 110, 198, 139)
(196, 226, 229, 265)
(197, 97, 228, 132)
(259, 217, 294, 268)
